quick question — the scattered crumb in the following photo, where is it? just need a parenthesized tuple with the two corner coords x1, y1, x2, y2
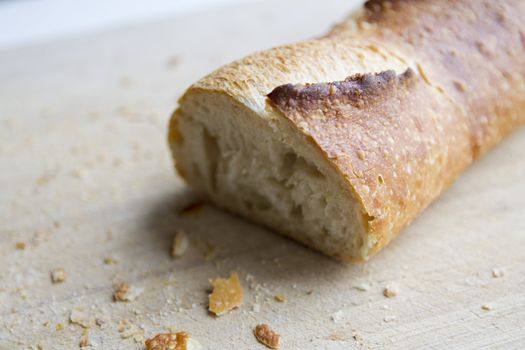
(118, 319, 131, 333)
(254, 324, 280, 349)
(15, 241, 26, 250)
(50, 268, 66, 284)
(180, 201, 204, 215)
(383, 284, 399, 298)
(274, 294, 286, 303)
(383, 315, 396, 323)
(171, 230, 189, 258)
(330, 310, 344, 323)
(453, 80, 466, 92)
(306, 289, 314, 295)
(353, 282, 370, 292)
(145, 332, 201, 350)
(482, 303, 492, 311)
(70, 308, 93, 328)
(37, 343, 44, 350)
(103, 256, 116, 265)
(79, 331, 90, 348)
(492, 268, 505, 278)
(356, 149, 366, 160)
(56, 323, 65, 331)
(208, 272, 243, 316)
(95, 318, 108, 329)
(113, 282, 144, 302)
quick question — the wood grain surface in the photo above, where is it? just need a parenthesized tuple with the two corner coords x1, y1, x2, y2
(1, 0, 524, 349)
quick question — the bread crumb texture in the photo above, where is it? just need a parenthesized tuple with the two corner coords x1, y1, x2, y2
(145, 332, 193, 350)
(482, 303, 492, 311)
(274, 294, 286, 303)
(208, 272, 243, 316)
(383, 284, 399, 298)
(79, 331, 90, 348)
(50, 268, 66, 284)
(492, 268, 505, 278)
(254, 324, 280, 349)
(70, 308, 93, 328)
(113, 282, 144, 302)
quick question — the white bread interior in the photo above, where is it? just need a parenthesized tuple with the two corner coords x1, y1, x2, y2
(171, 90, 375, 260)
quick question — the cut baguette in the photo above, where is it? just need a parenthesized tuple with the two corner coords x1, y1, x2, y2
(169, 0, 525, 261)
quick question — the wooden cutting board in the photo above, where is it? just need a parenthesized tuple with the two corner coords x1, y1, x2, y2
(1, 1, 524, 349)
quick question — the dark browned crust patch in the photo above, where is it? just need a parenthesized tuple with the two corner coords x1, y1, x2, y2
(268, 69, 415, 112)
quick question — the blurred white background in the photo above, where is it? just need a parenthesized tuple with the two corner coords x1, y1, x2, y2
(0, 0, 256, 49)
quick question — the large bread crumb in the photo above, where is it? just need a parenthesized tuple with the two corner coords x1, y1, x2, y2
(208, 272, 243, 316)
(254, 324, 280, 349)
(50, 268, 66, 284)
(113, 282, 144, 302)
(383, 284, 399, 298)
(145, 332, 201, 350)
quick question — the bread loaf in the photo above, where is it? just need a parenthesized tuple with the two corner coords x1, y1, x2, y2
(168, 0, 525, 261)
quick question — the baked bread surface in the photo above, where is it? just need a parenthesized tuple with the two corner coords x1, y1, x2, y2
(169, 0, 525, 261)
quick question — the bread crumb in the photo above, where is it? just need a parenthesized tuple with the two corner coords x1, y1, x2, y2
(113, 282, 144, 302)
(482, 303, 492, 311)
(491, 268, 504, 278)
(70, 308, 93, 328)
(171, 230, 189, 258)
(356, 149, 366, 160)
(453, 80, 466, 92)
(274, 294, 286, 303)
(56, 323, 65, 331)
(145, 332, 197, 350)
(353, 282, 370, 292)
(208, 272, 243, 316)
(37, 343, 44, 350)
(383, 284, 399, 298)
(254, 324, 280, 349)
(95, 318, 108, 329)
(15, 241, 26, 250)
(79, 331, 90, 348)
(50, 268, 66, 284)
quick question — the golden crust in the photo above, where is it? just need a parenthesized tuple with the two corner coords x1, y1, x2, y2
(170, 0, 525, 260)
